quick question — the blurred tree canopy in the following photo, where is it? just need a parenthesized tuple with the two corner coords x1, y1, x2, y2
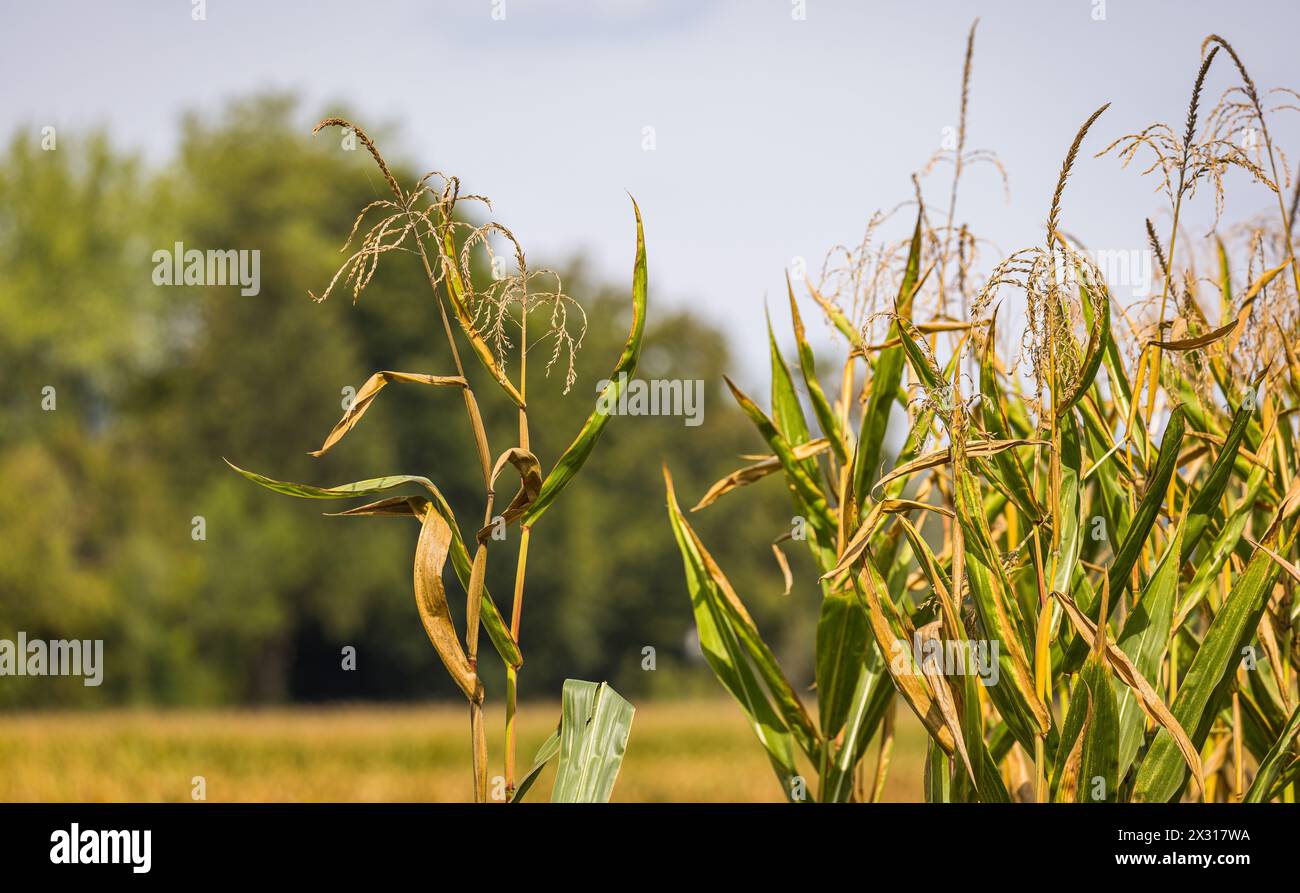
(0, 95, 819, 708)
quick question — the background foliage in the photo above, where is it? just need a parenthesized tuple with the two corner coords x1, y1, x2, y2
(0, 95, 819, 708)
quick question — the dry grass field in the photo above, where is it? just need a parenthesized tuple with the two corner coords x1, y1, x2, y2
(0, 701, 925, 803)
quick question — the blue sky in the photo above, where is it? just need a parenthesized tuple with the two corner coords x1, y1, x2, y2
(5, 0, 1298, 380)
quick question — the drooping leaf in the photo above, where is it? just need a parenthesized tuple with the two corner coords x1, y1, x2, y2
(231, 462, 522, 669)
(690, 438, 830, 512)
(1151, 319, 1238, 350)
(872, 438, 1045, 495)
(226, 459, 439, 502)
(724, 375, 837, 564)
(309, 371, 467, 457)
(412, 509, 478, 701)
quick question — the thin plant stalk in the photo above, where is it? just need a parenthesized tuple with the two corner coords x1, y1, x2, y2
(505, 292, 532, 795)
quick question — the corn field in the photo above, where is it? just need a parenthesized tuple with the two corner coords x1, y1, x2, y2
(666, 25, 1300, 803)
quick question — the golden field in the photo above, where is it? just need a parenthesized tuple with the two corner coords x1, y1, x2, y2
(0, 701, 925, 803)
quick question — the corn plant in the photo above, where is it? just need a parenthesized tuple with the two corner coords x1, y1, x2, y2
(667, 26, 1300, 802)
(228, 118, 644, 802)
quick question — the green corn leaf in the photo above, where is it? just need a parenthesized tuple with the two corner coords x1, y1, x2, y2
(1081, 655, 1120, 802)
(925, 739, 952, 803)
(1054, 414, 1084, 593)
(1051, 670, 1089, 801)
(820, 647, 892, 802)
(1244, 703, 1300, 802)
(815, 589, 871, 740)
(895, 316, 944, 394)
(787, 276, 849, 464)
(1065, 406, 1186, 671)
(225, 461, 438, 501)
(549, 680, 635, 803)
(1057, 274, 1110, 417)
(1216, 236, 1234, 319)
(522, 197, 647, 527)
(1134, 523, 1291, 801)
(854, 207, 922, 502)
(897, 518, 1009, 803)
(1182, 404, 1252, 561)
(1053, 653, 1118, 802)
(724, 375, 837, 561)
(665, 467, 814, 789)
(767, 306, 814, 450)
(1176, 467, 1266, 626)
(1115, 518, 1183, 780)
(964, 556, 1047, 753)
(1078, 401, 1132, 545)
(509, 729, 560, 803)
(979, 307, 1042, 523)
(1110, 405, 1185, 596)
(667, 465, 820, 757)
(951, 436, 1049, 750)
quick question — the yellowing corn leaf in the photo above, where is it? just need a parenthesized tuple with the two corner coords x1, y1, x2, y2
(691, 438, 830, 511)
(309, 372, 467, 457)
(1054, 589, 1203, 792)
(413, 508, 479, 702)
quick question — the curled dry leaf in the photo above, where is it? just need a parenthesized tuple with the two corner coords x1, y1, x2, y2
(325, 496, 430, 518)
(915, 620, 977, 785)
(692, 438, 830, 512)
(310, 372, 468, 458)
(880, 498, 956, 519)
(1149, 319, 1238, 350)
(855, 565, 956, 754)
(770, 534, 794, 596)
(476, 447, 542, 542)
